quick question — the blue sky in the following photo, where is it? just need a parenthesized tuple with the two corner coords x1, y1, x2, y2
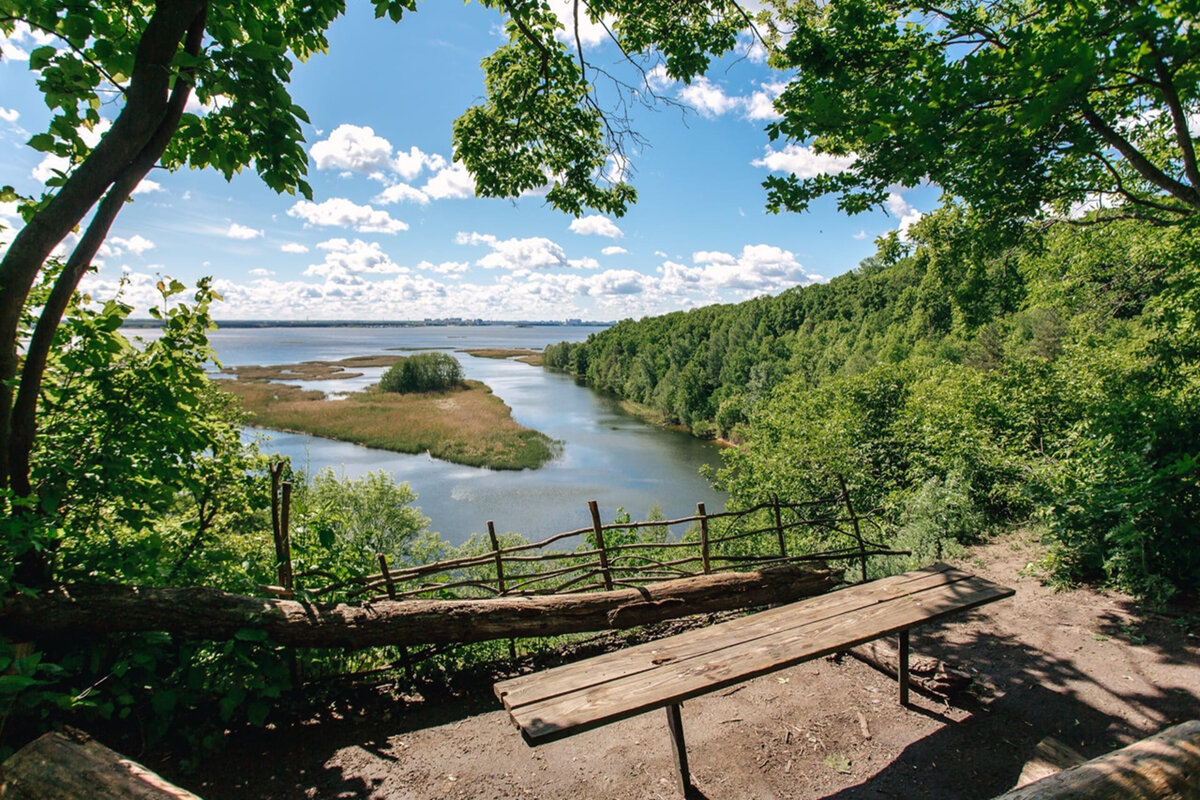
(0, 2, 938, 321)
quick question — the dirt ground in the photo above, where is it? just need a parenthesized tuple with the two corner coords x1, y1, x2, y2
(171, 533, 1200, 800)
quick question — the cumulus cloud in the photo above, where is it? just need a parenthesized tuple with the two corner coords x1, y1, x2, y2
(678, 77, 741, 118)
(743, 81, 787, 121)
(132, 179, 162, 195)
(393, 146, 446, 181)
(0, 107, 18, 123)
(569, 215, 624, 238)
(601, 246, 628, 256)
(679, 244, 821, 294)
(853, 230, 868, 240)
(305, 238, 404, 278)
(310, 124, 394, 176)
(545, 0, 609, 48)
(417, 260, 471, 276)
(457, 231, 572, 270)
(588, 269, 648, 296)
(106, 234, 155, 257)
(374, 182, 430, 205)
(752, 143, 856, 178)
(226, 222, 263, 240)
(183, 93, 231, 116)
(288, 197, 408, 234)
(249, 268, 274, 277)
(422, 162, 475, 200)
(885, 192, 923, 239)
(0, 21, 55, 61)
(280, 242, 309, 253)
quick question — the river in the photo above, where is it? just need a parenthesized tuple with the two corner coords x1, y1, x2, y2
(192, 325, 727, 545)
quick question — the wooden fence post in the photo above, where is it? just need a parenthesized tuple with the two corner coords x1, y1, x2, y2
(588, 500, 615, 591)
(378, 554, 397, 599)
(488, 520, 517, 660)
(836, 475, 868, 583)
(697, 502, 711, 574)
(772, 494, 787, 558)
(278, 481, 294, 591)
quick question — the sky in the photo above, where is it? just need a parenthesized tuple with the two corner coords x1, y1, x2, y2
(0, 2, 939, 322)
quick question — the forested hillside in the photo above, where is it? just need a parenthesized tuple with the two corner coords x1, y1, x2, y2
(546, 208, 1200, 601)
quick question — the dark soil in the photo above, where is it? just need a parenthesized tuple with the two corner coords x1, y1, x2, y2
(165, 533, 1200, 799)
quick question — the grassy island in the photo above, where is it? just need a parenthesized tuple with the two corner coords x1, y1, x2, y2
(218, 356, 559, 470)
(461, 348, 543, 366)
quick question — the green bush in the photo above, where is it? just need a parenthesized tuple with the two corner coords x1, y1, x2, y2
(378, 352, 464, 393)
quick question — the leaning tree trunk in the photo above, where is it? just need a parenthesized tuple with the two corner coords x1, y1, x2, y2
(0, 564, 841, 650)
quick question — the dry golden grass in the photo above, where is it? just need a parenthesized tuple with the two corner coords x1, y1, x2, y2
(219, 378, 558, 470)
(461, 348, 544, 366)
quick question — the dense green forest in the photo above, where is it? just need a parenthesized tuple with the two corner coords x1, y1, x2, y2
(546, 208, 1200, 602)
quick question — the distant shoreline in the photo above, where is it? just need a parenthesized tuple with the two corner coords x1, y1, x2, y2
(121, 319, 614, 329)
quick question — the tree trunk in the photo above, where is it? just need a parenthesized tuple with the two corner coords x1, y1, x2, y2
(990, 720, 1200, 800)
(0, 728, 202, 799)
(0, 564, 841, 650)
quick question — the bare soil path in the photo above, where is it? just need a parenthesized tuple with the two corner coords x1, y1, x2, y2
(172, 533, 1200, 800)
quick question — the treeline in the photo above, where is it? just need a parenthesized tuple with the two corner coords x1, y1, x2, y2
(546, 206, 1200, 601)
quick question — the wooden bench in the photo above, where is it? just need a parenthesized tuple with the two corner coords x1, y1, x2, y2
(494, 562, 1014, 797)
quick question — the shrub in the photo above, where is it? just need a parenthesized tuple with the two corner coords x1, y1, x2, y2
(379, 352, 464, 393)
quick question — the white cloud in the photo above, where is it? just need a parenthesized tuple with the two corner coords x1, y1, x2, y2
(280, 242, 309, 253)
(305, 238, 404, 278)
(417, 260, 471, 276)
(601, 246, 628, 256)
(422, 162, 475, 200)
(743, 81, 787, 121)
(249, 268, 274, 277)
(569, 215, 624, 238)
(132, 178, 162, 195)
(457, 231, 572, 270)
(686, 244, 820, 293)
(735, 31, 768, 64)
(0, 22, 55, 61)
(853, 230, 868, 240)
(393, 146, 445, 181)
(288, 197, 408, 234)
(752, 143, 856, 178)
(108, 234, 155, 256)
(309, 124, 392, 176)
(183, 93, 231, 116)
(374, 183, 430, 205)
(545, 0, 610, 48)
(885, 192, 923, 239)
(0, 107, 18, 123)
(226, 222, 263, 240)
(588, 269, 647, 296)
(678, 77, 741, 118)
(31, 118, 113, 184)
(647, 65, 675, 92)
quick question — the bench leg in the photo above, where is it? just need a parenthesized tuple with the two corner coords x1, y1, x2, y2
(665, 703, 698, 798)
(898, 629, 910, 706)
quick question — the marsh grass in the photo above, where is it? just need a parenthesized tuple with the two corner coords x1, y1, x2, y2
(221, 355, 400, 382)
(221, 378, 559, 470)
(461, 348, 543, 366)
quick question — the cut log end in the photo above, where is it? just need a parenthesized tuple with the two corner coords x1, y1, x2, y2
(0, 729, 202, 800)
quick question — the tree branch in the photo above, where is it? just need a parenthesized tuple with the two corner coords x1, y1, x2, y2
(1081, 102, 1200, 210)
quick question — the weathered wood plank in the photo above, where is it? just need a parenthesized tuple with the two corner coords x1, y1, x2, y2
(497, 562, 966, 711)
(506, 572, 1012, 743)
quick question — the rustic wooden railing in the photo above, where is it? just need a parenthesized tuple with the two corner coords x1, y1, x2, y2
(272, 484, 901, 603)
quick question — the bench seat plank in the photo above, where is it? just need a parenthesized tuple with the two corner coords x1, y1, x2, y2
(496, 562, 961, 712)
(496, 564, 1012, 745)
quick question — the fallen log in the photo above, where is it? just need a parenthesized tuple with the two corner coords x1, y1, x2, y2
(0, 564, 841, 650)
(840, 638, 972, 696)
(990, 720, 1200, 800)
(0, 728, 201, 799)
(1015, 736, 1087, 788)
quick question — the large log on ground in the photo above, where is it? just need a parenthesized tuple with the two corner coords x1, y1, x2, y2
(841, 638, 973, 696)
(0, 729, 201, 799)
(0, 564, 840, 650)
(990, 720, 1200, 800)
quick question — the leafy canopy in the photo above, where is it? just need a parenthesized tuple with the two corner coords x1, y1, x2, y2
(761, 0, 1200, 222)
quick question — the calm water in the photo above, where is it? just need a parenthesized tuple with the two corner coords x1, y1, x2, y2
(180, 325, 726, 545)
